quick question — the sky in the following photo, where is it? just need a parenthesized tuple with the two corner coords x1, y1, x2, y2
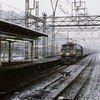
(0, 0, 100, 49)
(0, 0, 100, 16)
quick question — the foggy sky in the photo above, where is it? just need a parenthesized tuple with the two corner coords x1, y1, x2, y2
(0, 0, 100, 16)
(0, 0, 100, 50)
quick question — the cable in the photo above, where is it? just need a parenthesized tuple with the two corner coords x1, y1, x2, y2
(56, 0, 72, 6)
(0, 2, 24, 12)
(53, 0, 71, 16)
(0, 11, 25, 20)
(65, 0, 72, 6)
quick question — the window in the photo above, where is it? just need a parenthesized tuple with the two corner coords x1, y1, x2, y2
(62, 45, 74, 49)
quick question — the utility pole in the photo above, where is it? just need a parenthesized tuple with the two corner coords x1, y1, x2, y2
(50, 0, 58, 56)
(25, 0, 29, 59)
(25, 0, 35, 59)
(42, 12, 47, 57)
(34, 1, 39, 58)
(72, 0, 88, 43)
(72, 0, 88, 16)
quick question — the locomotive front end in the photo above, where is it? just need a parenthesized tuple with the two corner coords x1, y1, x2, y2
(61, 43, 76, 63)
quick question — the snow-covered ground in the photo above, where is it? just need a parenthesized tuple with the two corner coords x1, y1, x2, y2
(77, 53, 100, 100)
(1, 57, 40, 62)
(2, 53, 100, 100)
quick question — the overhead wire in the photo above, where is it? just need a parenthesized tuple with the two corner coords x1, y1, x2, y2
(0, 11, 24, 20)
(0, 2, 24, 12)
(0, 1, 26, 21)
(56, 0, 72, 6)
(81, 31, 99, 47)
(1, 0, 99, 46)
(65, 0, 72, 6)
(51, 0, 100, 48)
(53, 0, 72, 15)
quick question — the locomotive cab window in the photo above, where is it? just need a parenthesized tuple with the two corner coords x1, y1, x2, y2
(62, 45, 74, 49)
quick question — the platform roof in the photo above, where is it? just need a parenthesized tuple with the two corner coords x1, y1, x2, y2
(0, 19, 47, 40)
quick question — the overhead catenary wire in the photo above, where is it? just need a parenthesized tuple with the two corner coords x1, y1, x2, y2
(0, 0, 100, 49)
(55, 0, 72, 6)
(53, 0, 72, 15)
(0, 1, 26, 20)
(0, 2, 25, 12)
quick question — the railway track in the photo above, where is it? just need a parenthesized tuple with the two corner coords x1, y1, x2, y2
(25, 55, 94, 100)
(0, 54, 96, 100)
(53, 55, 96, 100)
(28, 55, 95, 100)
(8, 54, 94, 100)
(0, 63, 69, 99)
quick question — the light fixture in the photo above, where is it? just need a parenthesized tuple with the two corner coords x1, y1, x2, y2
(6, 38, 30, 43)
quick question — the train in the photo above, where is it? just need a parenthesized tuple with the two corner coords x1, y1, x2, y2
(61, 42, 95, 63)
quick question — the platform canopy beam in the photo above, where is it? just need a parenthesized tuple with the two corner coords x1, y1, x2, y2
(0, 37, 1, 66)
(0, 19, 48, 63)
(0, 20, 47, 40)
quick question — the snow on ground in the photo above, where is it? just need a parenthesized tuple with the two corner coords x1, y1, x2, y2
(2, 53, 100, 100)
(77, 53, 100, 100)
(8, 54, 94, 100)
(1, 57, 39, 62)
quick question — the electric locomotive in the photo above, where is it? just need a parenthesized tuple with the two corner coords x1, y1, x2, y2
(61, 42, 83, 63)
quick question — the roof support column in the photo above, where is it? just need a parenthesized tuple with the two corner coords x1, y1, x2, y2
(8, 41, 11, 62)
(0, 37, 1, 66)
(25, 42, 28, 59)
(42, 12, 47, 58)
(31, 41, 34, 62)
(34, 38, 38, 59)
(34, 1, 39, 59)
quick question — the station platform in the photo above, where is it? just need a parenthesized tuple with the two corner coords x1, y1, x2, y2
(0, 56, 61, 88)
(0, 56, 61, 70)
(0, 56, 61, 96)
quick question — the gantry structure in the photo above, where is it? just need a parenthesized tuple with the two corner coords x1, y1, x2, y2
(45, 0, 100, 53)
(1, 0, 100, 57)
(24, 0, 100, 56)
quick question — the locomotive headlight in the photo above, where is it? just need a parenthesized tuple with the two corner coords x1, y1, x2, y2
(61, 50, 65, 55)
(61, 52, 63, 55)
(73, 52, 76, 54)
